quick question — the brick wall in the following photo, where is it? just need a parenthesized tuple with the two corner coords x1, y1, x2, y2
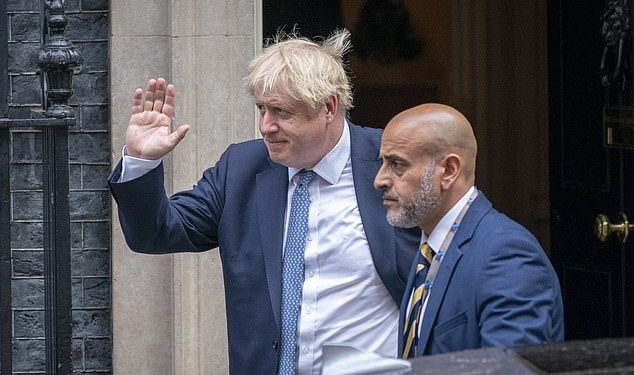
(5, 0, 111, 373)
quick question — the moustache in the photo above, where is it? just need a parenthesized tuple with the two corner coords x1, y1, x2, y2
(382, 192, 399, 201)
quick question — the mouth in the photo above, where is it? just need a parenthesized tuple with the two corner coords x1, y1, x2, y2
(265, 138, 287, 146)
(382, 193, 399, 206)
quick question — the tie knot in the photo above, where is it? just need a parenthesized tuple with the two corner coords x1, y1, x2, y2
(420, 242, 434, 264)
(297, 170, 317, 186)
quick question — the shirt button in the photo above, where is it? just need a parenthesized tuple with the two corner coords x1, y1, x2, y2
(305, 307, 311, 315)
(303, 346, 310, 353)
(308, 270, 315, 278)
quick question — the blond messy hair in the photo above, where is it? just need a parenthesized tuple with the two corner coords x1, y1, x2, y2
(245, 28, 354, 114)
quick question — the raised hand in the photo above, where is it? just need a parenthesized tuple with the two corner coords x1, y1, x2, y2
(125, 77, 191, 160)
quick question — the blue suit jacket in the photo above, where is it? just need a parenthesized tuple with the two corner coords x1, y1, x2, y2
(399, 192, 564, 357)
(108, 123, 420, 374)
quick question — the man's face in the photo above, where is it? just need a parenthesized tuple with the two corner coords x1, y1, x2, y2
(374, 125, 441, 229)
(256, 94, 331, 169)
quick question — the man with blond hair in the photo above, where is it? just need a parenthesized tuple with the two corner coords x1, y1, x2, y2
(374, 103, 564, 358)
(108, 29, 419, 374)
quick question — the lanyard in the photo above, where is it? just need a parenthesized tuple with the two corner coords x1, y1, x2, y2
(421, 189, 479, 306)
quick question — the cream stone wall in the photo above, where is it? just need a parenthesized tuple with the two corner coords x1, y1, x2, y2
(110, 1, 260, 373)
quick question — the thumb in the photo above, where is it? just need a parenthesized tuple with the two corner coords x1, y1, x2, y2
(168, 123, 191, 147)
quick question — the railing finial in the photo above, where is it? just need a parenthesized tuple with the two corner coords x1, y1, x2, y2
(37, 0, 83, 118)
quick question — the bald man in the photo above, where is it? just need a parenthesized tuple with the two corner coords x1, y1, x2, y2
(374, 103, 564, 358)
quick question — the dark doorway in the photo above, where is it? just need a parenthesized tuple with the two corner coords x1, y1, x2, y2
(262, 0, 634, 342)
(261, 0, 441, 130)
(548, 0, 634, 339)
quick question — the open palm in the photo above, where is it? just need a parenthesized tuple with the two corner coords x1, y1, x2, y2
(125, 78, 190, 160)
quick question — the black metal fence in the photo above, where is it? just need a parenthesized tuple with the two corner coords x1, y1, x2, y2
(0, 0, 81, 373)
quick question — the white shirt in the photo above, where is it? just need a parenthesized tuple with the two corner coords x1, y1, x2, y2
(118, 121, 399, 374)
(412, 186, 476, 336)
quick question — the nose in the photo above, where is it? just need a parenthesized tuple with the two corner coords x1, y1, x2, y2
(374, 163, 390, 191)
(259, 110, 277, 136)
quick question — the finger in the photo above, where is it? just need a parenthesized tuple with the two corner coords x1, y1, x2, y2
(162, 84, 176, 118)
(153, 78, 166, 113)
(131, 88, 143, 114)
(143, 79, 157, 112)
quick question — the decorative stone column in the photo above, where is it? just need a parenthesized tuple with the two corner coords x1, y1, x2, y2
(110, 0, 260, 373)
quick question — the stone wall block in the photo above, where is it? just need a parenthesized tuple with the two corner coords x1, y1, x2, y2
(69, 191, 109, 221)
(81, 105, 109, 131)
(8, 42, 39, 73)
(11, 279, 45, 308)
(12, 339, 46, 371)
(83, 278, 110, 307)
(84, 338, 111, 369)
(72, 278, 83, 307)
(83, 222, 110, 248)
(10, 74, 41, 105)
(82, 165, 110, 189)
(11, 131, 42, 161)
(71, 221, 83, 249)
(12, 191, 43, 220)
(82, 0, 109, 11)
(13, 250, 44, 276)
(10, 222, 43, 249)
(7, 0, 39, 11)
(76, 41, 108, 72)
(67, 13, 108, 41)
(10, 163, 42, 190)
(72, 309, 110, 337)
(69, 133, 109, 163)
(70, 164, 82, 190)
(71, 249, 109, 277)
(71, 73, 108, 104)
(10, 13, 39, 42)
(14, 310, 45, 337)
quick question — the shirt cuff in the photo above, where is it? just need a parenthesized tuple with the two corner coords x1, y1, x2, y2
(119, 145, 162, 182)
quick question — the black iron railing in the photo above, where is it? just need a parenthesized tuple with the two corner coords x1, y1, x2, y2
(0, 0, 81, 373)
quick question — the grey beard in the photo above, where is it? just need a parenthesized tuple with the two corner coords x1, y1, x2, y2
(387, 160, 440, 228)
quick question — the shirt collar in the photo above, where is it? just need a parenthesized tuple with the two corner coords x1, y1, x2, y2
(421, 186, 476, 251)
(288, 120, 350, 185)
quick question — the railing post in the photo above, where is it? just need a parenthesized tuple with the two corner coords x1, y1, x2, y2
(38, 0, 82, 373)
(1, 0, 12, 373)
(0, 127, 11, 375)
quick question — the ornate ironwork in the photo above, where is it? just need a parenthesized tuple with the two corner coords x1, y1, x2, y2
(1, 0, 81, 373)
(600, 0, 631, 94)
(38, 0, 83, 118)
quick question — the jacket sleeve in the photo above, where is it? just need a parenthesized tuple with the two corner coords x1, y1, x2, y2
(476, 224, 564, 347)
(107, 150, 229, 253)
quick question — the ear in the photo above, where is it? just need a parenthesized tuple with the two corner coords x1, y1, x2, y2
(439, 153, 461, 190)
(324, 95, 338, 123)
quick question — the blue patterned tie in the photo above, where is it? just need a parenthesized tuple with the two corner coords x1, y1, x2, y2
(278, 170, 317, 375)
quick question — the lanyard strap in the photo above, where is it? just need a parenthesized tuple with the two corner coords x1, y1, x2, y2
(423, 189, 478, 301)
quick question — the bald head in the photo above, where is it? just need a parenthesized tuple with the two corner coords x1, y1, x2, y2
(375, 103, 477, 232)
(385, 103, 477, 181)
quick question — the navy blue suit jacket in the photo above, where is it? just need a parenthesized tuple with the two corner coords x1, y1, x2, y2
(399, 192, 564, 357)
(108, 123, 420, 374)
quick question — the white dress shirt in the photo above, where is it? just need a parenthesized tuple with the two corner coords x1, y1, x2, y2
(286, 123, 398, 374)
(411, 186, 476, 336)
(118, 121, 399, 374)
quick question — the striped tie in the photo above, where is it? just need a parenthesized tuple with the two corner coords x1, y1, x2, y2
(402, 242, 433, 359)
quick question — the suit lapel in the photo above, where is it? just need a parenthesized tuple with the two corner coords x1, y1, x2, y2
(256, 162, 289, 332)
(417, 193, 492, 355)
(349, 125, 400, 303)
(416, 244, 463, 355)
